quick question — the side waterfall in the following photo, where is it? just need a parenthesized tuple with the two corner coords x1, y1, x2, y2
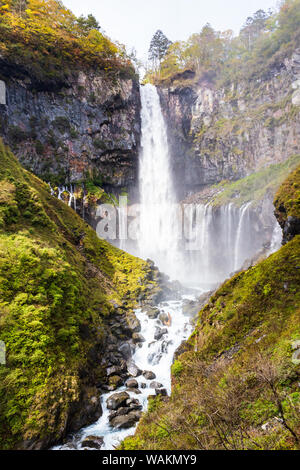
(185, 202, 282, 287)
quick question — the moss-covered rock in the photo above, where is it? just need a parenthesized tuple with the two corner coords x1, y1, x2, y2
(274, 164, 300, 244)
(0, 140, 154, 449)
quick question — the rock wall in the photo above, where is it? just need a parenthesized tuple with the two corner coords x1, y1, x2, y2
(158, 49, 300, 199)
(0, 66, 141, 193)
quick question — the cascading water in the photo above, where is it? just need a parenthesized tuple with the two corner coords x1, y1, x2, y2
(184, 202, 281, 287)
(138, 84, 182, 279)
(233, 202, 252, 271)
(52, 84, 283, 451)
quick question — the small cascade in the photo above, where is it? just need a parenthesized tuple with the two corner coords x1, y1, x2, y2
(268, 221, 283, 254)
(233, 202, 252, 271)
(68, 184, 77, 211)
(53, 185, 77, 211)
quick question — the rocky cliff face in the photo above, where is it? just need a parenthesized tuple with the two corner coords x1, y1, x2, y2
(274, 164, 300, 244)
(158, 49, 300, 199)
(0, 66, 141, 193)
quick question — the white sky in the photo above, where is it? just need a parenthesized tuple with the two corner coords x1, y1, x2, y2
(63, 0, 279, 61)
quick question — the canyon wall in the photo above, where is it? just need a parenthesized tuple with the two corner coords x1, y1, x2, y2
(158, 49, 300, 199)
(0, 65, 141, 193)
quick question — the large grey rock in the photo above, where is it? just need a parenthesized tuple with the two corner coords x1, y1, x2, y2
(119, 343, 132, 360)
(0, 80, 6, 105)
(106, 392, 130, 410)
(125, 378, 139, 388)
(106, 365, 123, 377)
(143, 370, 156, 380)
(154, 327, 168, 340)
(143, 307, 160, 319)
(109, 410, 142, 429)
(81, 435, 104, 449)
(150, 381, 163, 389)
(127, 362, 142, 377)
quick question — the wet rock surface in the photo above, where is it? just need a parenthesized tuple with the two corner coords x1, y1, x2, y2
(0, 70, 141, 198)
(106, 392, 130, 410)
(81, 435, 104, 450)
(143, 370, 156, 380)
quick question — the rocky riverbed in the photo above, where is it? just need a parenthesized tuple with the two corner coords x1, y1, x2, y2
(53, 294, 199, 450)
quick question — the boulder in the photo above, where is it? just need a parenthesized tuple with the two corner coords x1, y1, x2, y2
(108, 375, 123, 389)
(127, 362, 142, 377)
(106, 392, 130, 410)
(154, 327, 168, 340)
(156, 388, 168, 396)
(126, 398, 141, 407)
(143, 370, 156, 380)
(150, 381, 163, 389)
(108, 407, 130, 421)
(119, 342, 132, 360)
(109, 410, 142, 429)
(143, 307, 160, 319)
(126, 315, 141, 333)
(125, 378, 139, 388)
(81, 435, 104, 449)
(132, 333, 146, 344)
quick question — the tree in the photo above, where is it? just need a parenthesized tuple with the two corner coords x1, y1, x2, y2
(11, 0, 28, 16)
(148, 30, 172, 69)
(76, 13, 100, 36)
(185, 24, 224, 71)
(240, 9, 270, 51)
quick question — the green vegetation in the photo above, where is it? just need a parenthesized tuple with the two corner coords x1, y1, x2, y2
(210, 154, 300, 207)
(0, 139, 153, 449)
(274, 164, 300, 224)
(146, 0, 300, 87)
(122, 172, 300, 450)
(171, 360, 183, 378)
(0, 0, 136, 88)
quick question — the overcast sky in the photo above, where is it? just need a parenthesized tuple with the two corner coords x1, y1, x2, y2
(63, 0, 279, 61)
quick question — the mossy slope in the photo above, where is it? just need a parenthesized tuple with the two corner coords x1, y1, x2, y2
(122, 174, 300, 451)
(274, 166, 300, 233)
(0, 140, 152, 449)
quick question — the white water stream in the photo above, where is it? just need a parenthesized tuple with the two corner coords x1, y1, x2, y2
(53, 297, 195, 450)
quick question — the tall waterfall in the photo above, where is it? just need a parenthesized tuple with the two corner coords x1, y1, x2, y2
(138, 84, 181, 278)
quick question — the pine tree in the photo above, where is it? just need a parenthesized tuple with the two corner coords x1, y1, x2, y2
(148, 30, 172, 69)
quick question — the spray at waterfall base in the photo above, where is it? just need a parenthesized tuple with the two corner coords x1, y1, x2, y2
(96, 198, 282, 288)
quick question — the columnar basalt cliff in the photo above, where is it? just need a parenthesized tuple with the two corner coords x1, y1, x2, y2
(0, 67, 141, 192)
(158, 49, 300, 198)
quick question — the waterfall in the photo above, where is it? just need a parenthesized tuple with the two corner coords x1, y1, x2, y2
(138, 84, 181, 278)
(181, 201, 279, 287)
(56, 185, 77, 211)
(234, 202, 252, 271)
